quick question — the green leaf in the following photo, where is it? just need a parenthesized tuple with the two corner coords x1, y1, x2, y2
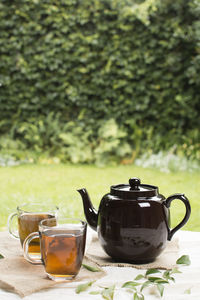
(145, 268, 161, 276)
(171, 267, 182, 274)
(89, 290, 101, 295)
(168, 276, 175, 282)
(140, 281, 152, 292)
(0, 254, 4, 259)
(176, 255, 191, 266)
(163, 271, 175, 282)
(82, 263, 101, 272)
(163, 270, 170, 278)
(157, 283, 165, 297)
(101, 285, 115, 300)
(133, 292, 144, 300)
(134, 274, 144, 281)
(184, 288, 191, 294)
(147, 276, 168, 283)
(75, 281, 94, 294)
(122, 281, 141, 289)
(156, 279, 169, 284)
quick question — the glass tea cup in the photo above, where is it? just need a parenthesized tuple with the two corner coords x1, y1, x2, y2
(7, 203, 59, 257)
(23, 217, 87, 281)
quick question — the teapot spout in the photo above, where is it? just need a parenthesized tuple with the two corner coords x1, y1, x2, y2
(77, 188, 98, 231)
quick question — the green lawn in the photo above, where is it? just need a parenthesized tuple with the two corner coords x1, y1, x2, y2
(0, 164, 199, 232)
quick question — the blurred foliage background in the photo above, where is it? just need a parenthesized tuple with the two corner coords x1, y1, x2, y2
(0, 0, 200, 168)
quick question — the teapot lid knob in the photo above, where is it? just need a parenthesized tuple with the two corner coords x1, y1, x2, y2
(129, 178, 141, 190)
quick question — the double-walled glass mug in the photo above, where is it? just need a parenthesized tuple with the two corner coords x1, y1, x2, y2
(23, 218, 87, 281)
(7, 203, 59, 256)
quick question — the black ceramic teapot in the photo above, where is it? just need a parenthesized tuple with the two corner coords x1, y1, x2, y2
(78, 177, 191, 263)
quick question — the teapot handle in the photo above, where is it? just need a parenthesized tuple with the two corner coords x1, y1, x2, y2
(164, 193, 191, 241)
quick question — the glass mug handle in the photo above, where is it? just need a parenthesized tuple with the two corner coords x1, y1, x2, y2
(23, 232, 42, 264)
(7, 212, 19, 239)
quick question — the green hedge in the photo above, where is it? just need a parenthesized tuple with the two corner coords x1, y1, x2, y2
(0, 0, 200, 164)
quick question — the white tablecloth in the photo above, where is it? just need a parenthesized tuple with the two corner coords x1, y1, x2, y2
(1, 230, 200, 299)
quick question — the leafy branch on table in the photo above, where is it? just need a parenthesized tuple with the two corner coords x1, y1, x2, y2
(76, 255, 191, 300)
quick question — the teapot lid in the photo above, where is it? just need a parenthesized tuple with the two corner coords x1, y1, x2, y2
(110, 177, 158, 199)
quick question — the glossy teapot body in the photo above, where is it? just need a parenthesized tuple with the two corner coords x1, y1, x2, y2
(98, 193, 168, 263)
(78, 178, 191, 263)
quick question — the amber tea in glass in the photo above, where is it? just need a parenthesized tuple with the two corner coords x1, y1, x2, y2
(23, 218, 87, 281)
(18, 212, 56, 254)
(8, 203, 59, 256)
